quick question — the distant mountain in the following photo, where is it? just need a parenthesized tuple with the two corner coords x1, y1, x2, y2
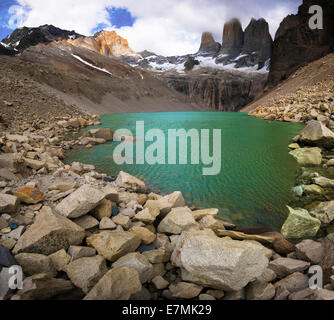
(1, 24, 82, 52)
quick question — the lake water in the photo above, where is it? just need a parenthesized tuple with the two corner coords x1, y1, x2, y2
(66, 112, 304, 231)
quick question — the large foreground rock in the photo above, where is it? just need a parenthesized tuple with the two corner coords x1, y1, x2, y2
(281, 206, 321, 240)
(86, 230, 141, 262)
(289, 147, 322, 166)
(171, 230, 269, 291)
(55, 184, 106, 218)
(65, 255, 108, 293)
(158, 207, 198, 234)
(11, 273, 74, 300)
(84, 267, 141, 300)
(13, 206, 85, 255)
(115, 171, 146, 193)
(298, 120, 334, 149)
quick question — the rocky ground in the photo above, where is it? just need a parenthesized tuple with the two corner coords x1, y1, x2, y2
(1, 106, 334, 301)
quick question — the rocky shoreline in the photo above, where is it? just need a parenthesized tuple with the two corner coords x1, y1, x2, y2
(1, 110, 334, 300)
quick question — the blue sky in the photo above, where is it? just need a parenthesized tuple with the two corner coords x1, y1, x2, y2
(0, 0, 302, 55)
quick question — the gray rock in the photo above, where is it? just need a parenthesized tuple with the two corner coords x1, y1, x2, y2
(295, 239, 324, 264)
(169, 282, 203, 299)
(171, 230, 269, 291)
(11, 273, 74, 300)
(281, 206, 321, 240)
(0, 194, 20, 213)
(65, 255, 108, 293)
(269, 258, 310, 278)
(84, 267, 142, 300)
(158, 207, 198, 235)
(73, 215, 99, 230)
(152, 276, 169, 290)
(274, 272, 309, 300)
(86, 230, 141, 262)
(298, 120, 334, 148)
(115, 171, 146, 193)
(99, 217, 116, 230)
(112, 252, 153, 283)
(310, 201, 334, 225)
(13, 206, 85, 255)
(55, 185, 106, 218)
(246, 282, 275, 300)
(68, 246, 96, 261)
(15, 253, 57, 277)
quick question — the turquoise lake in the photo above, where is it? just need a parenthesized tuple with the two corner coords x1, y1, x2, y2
(66, 112, 305, 231)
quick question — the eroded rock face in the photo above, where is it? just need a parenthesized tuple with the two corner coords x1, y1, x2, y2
(268, 0, 334, 86)
(242, 18, 272, 62)
(171, 230, 269, 291)
(13, 206, 85, 255)
(221, 18, 244, 56)
(67, 30, 136, 57)
(198, 32, 221, 54)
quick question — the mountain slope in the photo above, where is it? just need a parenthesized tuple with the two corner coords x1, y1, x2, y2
(0, 42, 202, 116)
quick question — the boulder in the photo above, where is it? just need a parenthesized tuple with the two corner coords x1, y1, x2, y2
(142, 247, 171, 264)
(281, 206, 321, 240)
(86, 230, 141, 262)
(152, 276, 169, 290)
(115, 171, 146, 193)
(15, 253, 57, 277)
(274, 272, 309, 300)
(0, 194, 20, 213)
(24, 158, 46, 170)
(310, 201, 334, 225)
(269, 258, 310, 278)
(313, 176, 334, 188)
(48, 249, 71, 271)
(158, 207, 198, 234)
(289, 147, 322, 166)
(130, 226, 156, 244)
(144, 199, 171, 216)
(11, 273, 74, 300)
(298, 120, 334, 148)
(13, 206, 85, 255)
(246, 282, 275, 300)
(134, 207, 160, 224)
(295, 239, 324, 264)
(92, 199, 112, 220)
(99, 217, 116, 230)
(169, 282, 203, 299)
(73, 215, 99, 230)
(65, 255, 108, 293)
(55, 185, 106, 218)
(84, 267, 141, 300)
(191, 208, 219, 221)
(171, 230, 269, 291)
(163, 191, 186, 208)
(86, 128, 114, 141)
(14, 187, 44, 204)
(68, 246, 96, 261)
(112, 252, 153, 283)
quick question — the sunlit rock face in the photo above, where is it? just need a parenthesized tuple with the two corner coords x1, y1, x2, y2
(198, 32, 221, 55)
(67, 30, 136, 57)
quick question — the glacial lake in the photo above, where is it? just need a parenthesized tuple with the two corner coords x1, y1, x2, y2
(66, 112, 305, 231)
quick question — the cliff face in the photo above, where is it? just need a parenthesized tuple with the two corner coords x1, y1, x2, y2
(159, 72, 267, 111)
(67, 30, 136, 57)
(243, 18, 272, 62)
(198, 32, 221, 54)
(221, 18, 244, 56)
(268, 0, 334, 86)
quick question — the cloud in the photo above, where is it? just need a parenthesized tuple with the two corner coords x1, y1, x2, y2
(7, 0, 302, 55)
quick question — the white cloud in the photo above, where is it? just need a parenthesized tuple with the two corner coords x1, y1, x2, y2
(7, 0, 301, 56)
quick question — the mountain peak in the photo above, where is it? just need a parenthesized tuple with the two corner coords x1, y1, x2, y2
(221, 18, 244, 56)
(198, 32, 221, 54)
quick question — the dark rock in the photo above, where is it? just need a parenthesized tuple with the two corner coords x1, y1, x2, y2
(2, 24, 82, 53)
(198, 32, 221, 54)
(184, 58, 200, 71)
(268, 0, 334, 86)
(0, 246, 18, 268)
(221, 18, 244, 56)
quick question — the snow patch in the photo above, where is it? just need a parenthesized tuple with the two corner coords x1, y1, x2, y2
(71, 54, 112, 76)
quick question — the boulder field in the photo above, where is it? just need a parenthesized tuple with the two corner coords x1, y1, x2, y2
(0, 113, 334, 301)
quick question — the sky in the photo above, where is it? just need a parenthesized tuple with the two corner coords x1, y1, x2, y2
(0, 0, 302, 56)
